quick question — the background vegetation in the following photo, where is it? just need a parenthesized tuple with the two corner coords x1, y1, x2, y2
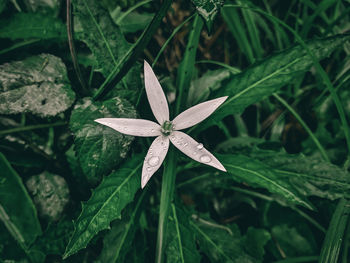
(0, 0, 350, 262)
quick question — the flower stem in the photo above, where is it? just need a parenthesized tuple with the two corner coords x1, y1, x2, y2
(155, 147, 177, 263)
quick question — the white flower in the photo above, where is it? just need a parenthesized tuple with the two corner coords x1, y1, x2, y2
(95, 61, 227, 188)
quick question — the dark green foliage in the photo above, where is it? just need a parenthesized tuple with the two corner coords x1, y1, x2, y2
(64, 154, 143, 258)
(0, 54, 75, 117)
(1, 0, 350, 262)
(0, 13, 66, 40)
(69, 97, 136, 184)
(0, 153, 42, 250)
(165, 204, 201, 263)
(73, 0, 130, 77)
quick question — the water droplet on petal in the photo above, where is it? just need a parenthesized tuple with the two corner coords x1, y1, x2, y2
(148, 156, 160, 166)
(184, 143, 188, 147)
(200, 155, 211, 163)
(197, 143, 203, 150)
(147, 167, 152, 171)
(151, 129, 155, 133)
(193, 152, 197, 155)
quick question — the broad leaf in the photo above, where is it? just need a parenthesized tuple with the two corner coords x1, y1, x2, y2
(0, 13, 66, 40)
(218, 154, 314, 209)
(63, 154, 143, 258)
(248, 148, 350, 200)
(97, 191, 146, 263)
(73, 0, 130, 77)
(70, 97, 136, 184)
(192, 216, 269, 263)
(0, 153, 42, 249)
(0, 54, 75, 117)
(165, 204, 201, 263)
(199, 34, 350, 131)
(191, 0, 224, 32)
(243, 227, 271, 261)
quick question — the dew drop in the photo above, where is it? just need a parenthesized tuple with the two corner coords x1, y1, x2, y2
(193, 152, 197, 155)
(184, 143, 188, 147)
(147, 167, 152, 171)
(151, 129, 155, 133)
(196, 143, 204, 150)
(148, 156, 160, 166)
(200, 155, 211, 163)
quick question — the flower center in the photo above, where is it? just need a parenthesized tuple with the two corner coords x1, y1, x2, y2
(161, 121, 173, 136)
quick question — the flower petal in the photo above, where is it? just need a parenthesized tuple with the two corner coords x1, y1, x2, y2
(141, 135, 170, 188)
(94, 118, 161, 137)
(169, 131, 226, 172)
(172, 96, 228, 130)
(144, 60, 170, 124)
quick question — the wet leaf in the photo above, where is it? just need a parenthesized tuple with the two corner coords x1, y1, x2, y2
(70, 97, 137, 185)
(0, 54, 75, 117)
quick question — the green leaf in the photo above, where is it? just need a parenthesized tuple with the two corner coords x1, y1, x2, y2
(63, 154, 143, 258)
(248, 148, 350, 200)
(165, 204, 201, 263)
(0, 54, 75, 117)
(73, 0, 130, 77)
(0, 13, 66, 40)
(243, 227, 271, 261)
(319, 199, 350, 263)
(271, 224, 316, 257)
(0, 0, 7, 14)
(187, 68, 232, 106)
(191, 0, 224, 33)
(97, 191, 146, 263)
(69, 97, 136, 184)
(218, 154, 314, 209)
(0, 152, 42, 250)
(191, 216, 264, 263)
(199, 34, 350, 131)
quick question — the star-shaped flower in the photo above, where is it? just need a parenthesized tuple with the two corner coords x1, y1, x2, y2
(95, 61, 227, 188)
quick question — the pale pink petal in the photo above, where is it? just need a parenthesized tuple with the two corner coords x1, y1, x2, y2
(172, 96, 228, 130)
(169, 131, 226, 172)
(95, 118, 161, 137)
(144, 60, 169, 125)
(141, 135, 170, 188)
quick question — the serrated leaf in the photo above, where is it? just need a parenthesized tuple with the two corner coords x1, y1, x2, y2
(97, 191, 146, 263)
(191, 0, 224, 32)
(63, 154, 143, 258)
(191, 217, 262, 263)
(73, 0, 130, 77)
(165, 204, 201, 263)
(0, 13, 66, 40)
(248, 148, 350, 200)
(0, 152, 42, 249)
(217, 154, 314, 209)
(199, 34, 350, 131)
(70, 97, 136, 184)
(0, 54, 75, 117)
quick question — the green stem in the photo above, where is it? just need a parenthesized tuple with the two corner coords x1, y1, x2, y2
(155, 148, 177, 263)
(0, 122, 67, 136)
(115, 0, 153, 25)
(0, 39, 40, 55)
(175, 14, 204, 114)
(93, 0, 172, 101)
(273, 93, 329, 162)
